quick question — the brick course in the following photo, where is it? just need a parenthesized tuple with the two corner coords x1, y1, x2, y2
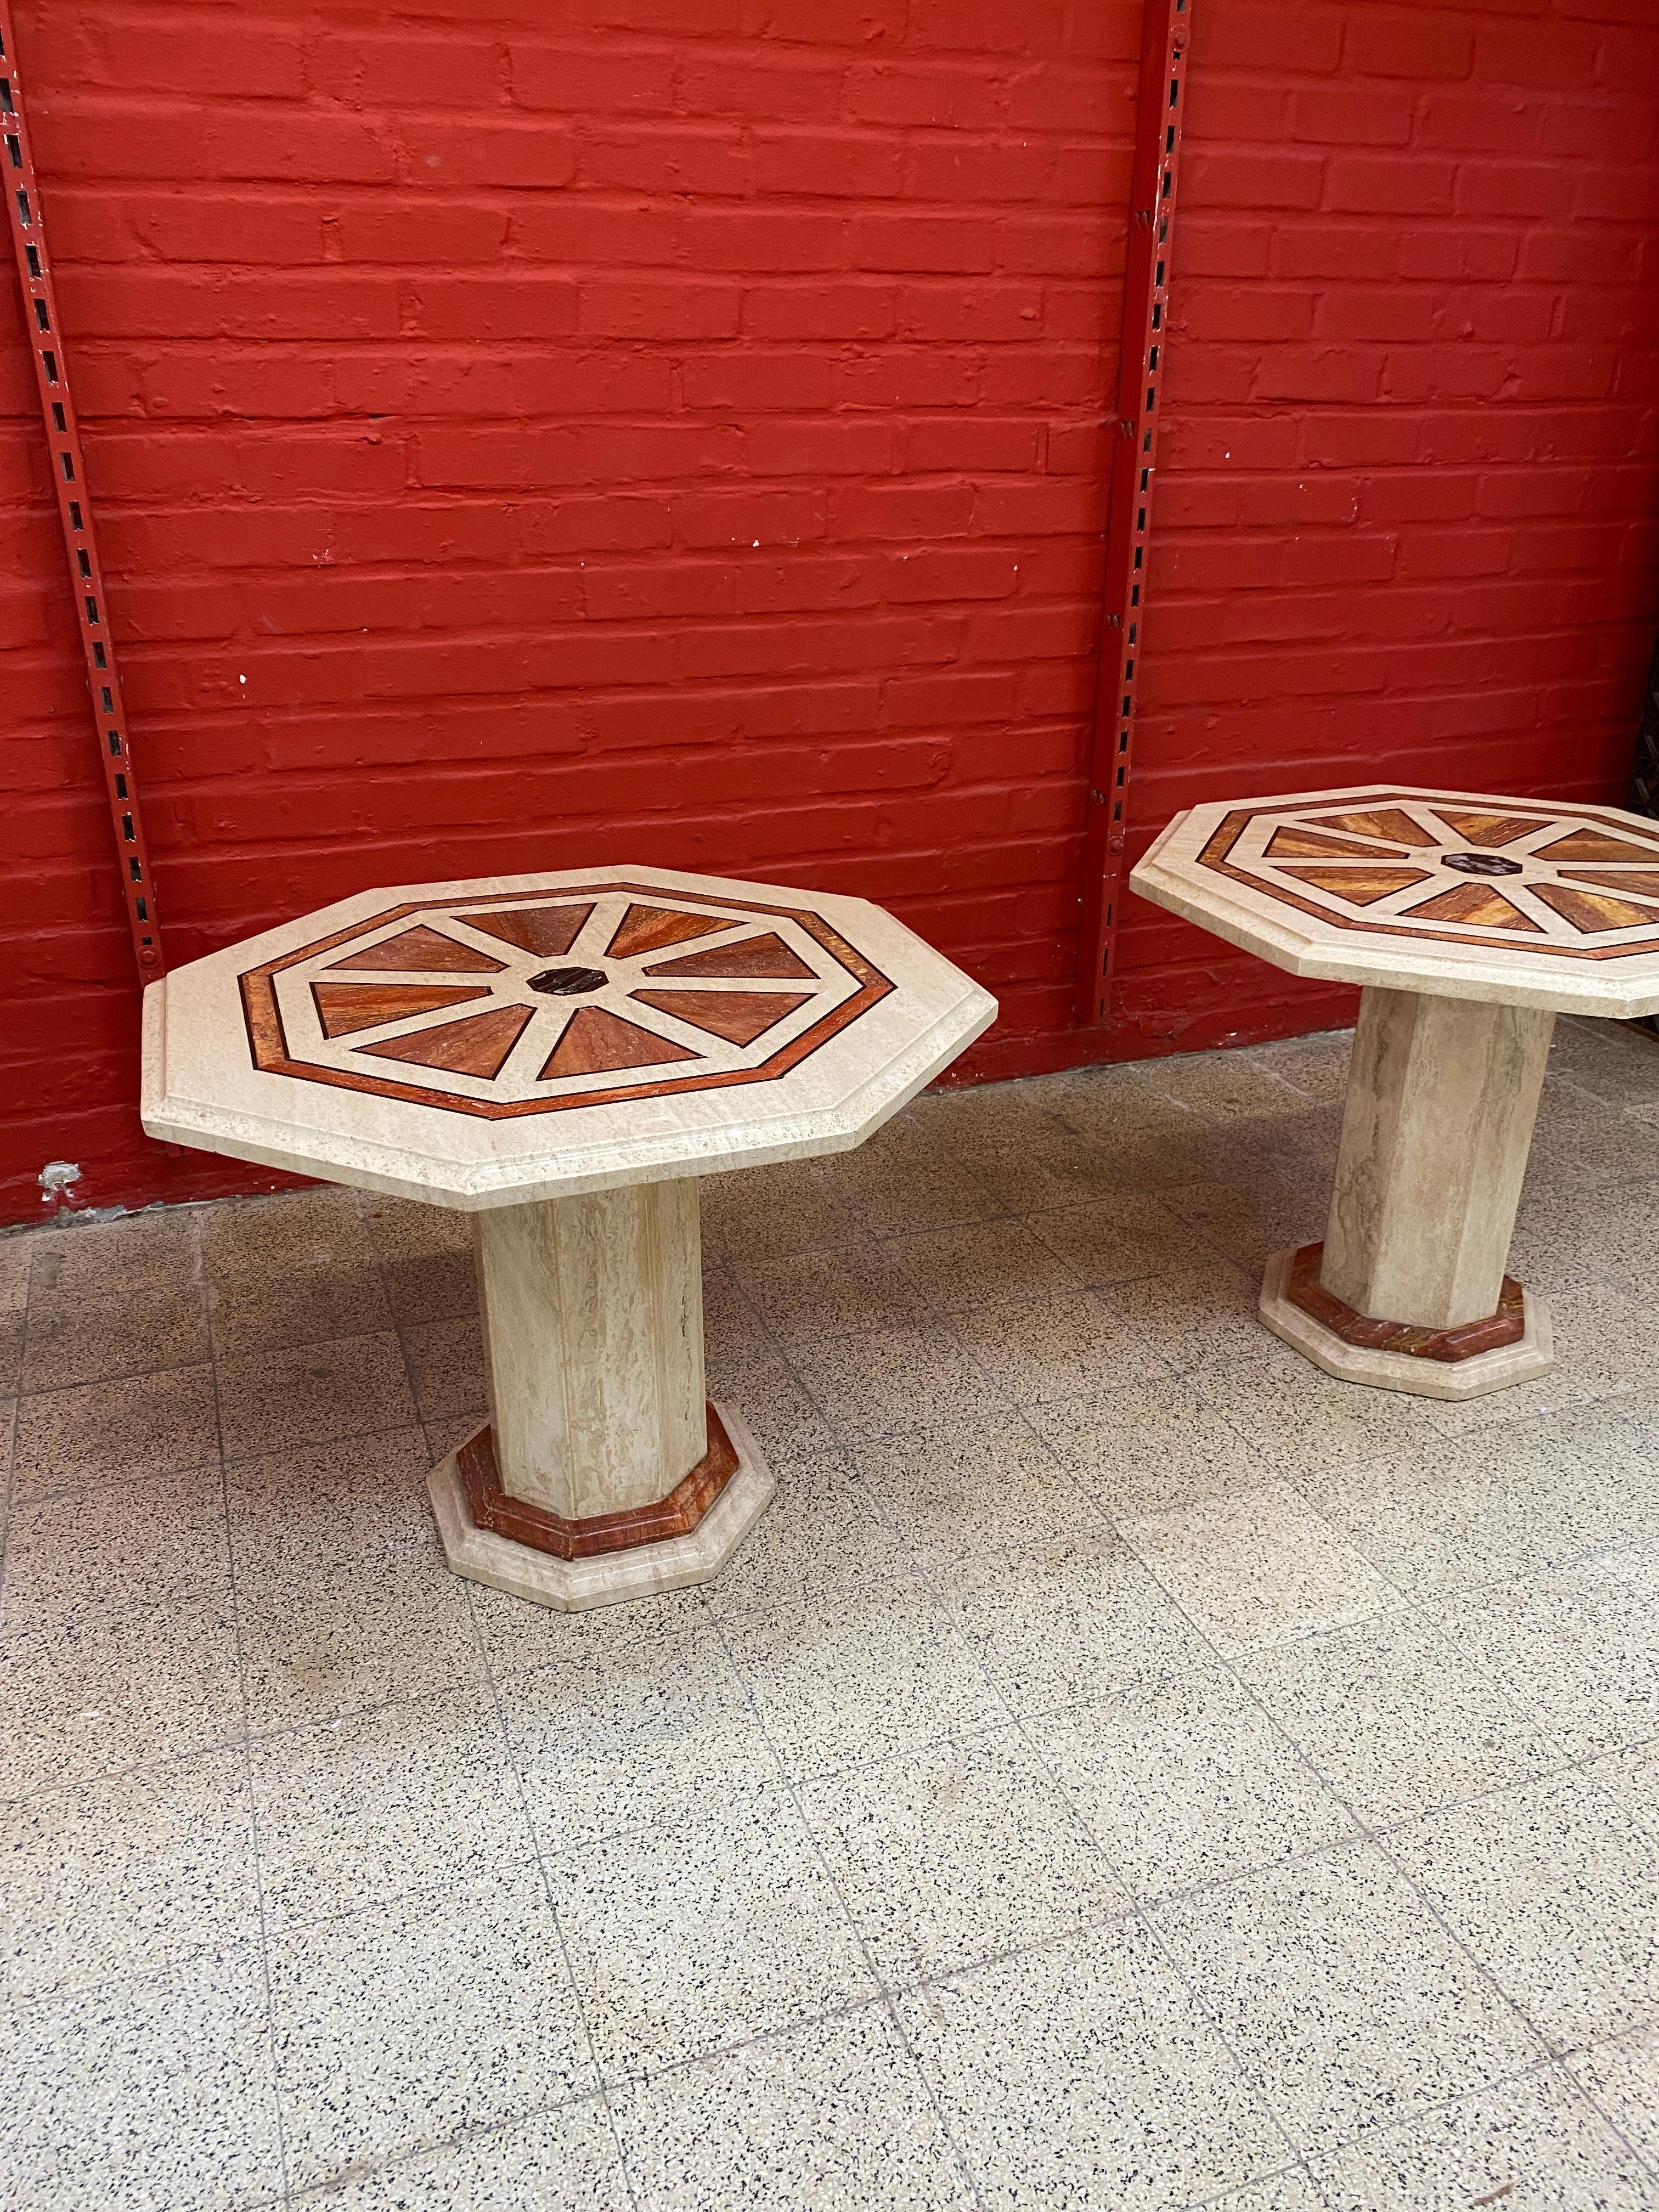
(2, 0, 1656, 1219)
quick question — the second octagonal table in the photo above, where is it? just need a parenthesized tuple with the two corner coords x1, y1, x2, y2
(1132, 785, 1659, 1399)
(142, 865, 995, 1606)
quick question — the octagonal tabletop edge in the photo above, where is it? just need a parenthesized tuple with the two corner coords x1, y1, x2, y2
(142, 863, 997, 1210)
(1131, 785, 1659, 1019)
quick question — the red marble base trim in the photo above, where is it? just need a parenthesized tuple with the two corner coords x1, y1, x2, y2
(1286, 1242, 1526, 1363)
(456, 1405, 741, 1561)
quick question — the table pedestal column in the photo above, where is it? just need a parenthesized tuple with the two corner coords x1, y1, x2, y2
(427, 1179, 774, 1609)
(1260, 984, 1556, 1398)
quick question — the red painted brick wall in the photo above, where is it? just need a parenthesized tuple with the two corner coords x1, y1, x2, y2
(3, 0, 1656, 1224)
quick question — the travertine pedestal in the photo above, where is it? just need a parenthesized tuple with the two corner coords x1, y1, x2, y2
(140, 861, 996, 1609)
(1259, 985, 1555, 1398)
(1132, 785, 1659, 1401)
(428, 1181, 775, 1610)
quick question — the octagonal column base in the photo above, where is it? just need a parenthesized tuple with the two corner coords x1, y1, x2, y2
(1260, 1245, 1553, 1400)
(427, 1400, 775, 1611)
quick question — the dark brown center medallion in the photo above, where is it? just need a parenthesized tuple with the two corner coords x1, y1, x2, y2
(527, 965, 609, 995)
(1442, 853, 1523, 878)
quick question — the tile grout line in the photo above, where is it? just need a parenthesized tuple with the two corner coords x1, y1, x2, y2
(468, 1577, 648, 2212)
(699, 1296, 996, 2212)
(354, 1187, 644, 2211)
(204, 1202, 296, 2211)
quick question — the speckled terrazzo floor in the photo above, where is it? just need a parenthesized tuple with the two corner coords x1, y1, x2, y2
(4, 1017, 1659, 2211)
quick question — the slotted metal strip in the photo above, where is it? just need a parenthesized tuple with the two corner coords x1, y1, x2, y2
(1075, 0, 1189, 1025)
(2, 2, 163, 974)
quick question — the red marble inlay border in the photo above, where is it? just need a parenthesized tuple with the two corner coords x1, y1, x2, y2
(1286, 1241, 1526, 1363)
(454, 1402, 741, 1560)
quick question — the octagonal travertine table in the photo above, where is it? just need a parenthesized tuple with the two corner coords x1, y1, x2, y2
(142, 865, 995, 1607)
(1132, 785, 1659, 1399)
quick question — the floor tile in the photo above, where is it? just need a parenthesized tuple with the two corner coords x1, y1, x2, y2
(358, 1192, 477, 1330)
(401, 1314, 487, 1423)
(1096, 1255, 1265, 1373)
(1159, 1172, 1316, 1275)
(1040, 1058, 1205, 1143)
(1296, 1410, 1654, 1595)
(0, 1239, 26, 1395)
(931, 1529, 1214, 1718)
(1505, 1186, 1633, 1303)
(730, 1236, 925, 1345)
(786, 1319, 1012, 1442)
(1145, 1049, 1318, 1128)
(10, 1365, 219, 1502)
(250, 1684, 528, 1928)
(0, 1746, 258, 2001)
(0, 1943, 283, 2212)
(713, 1355, 838, 1466)
(1045, 1107, 1226, 1192)
(1589, 1740, 1659, 1843)
(700, 1159, 860, 1261)
(226, 1426, 441, 1581)
(548, 1787, 877, 2081)
(22, 1211, 212, 1393)
(270, 1863, 592, 2191)
(896, 1918, 1293, 2210)
(0, 1594, 244, 1797)
(715, 1565, 1006, 1781)
(1527, 1091, 1659, 1195)
(1389, 1773, 1659, 2053)
(882, 1216, 1083, 1315)
(1119, 1481, 1398, 1658)
(204, 1188, 392, 1356)
(1238, 1610, 1564, 1829)
(236, 1545, 484, 1734)
(825, 1142, 1003, 1240)
(832, 1159, 1013, 1248)
(802, 1729, 1128, 1985)
(1565, 2022, 1659, 2179)
(1029, 1657, 1357, 1900)
(1310, 2064, 1655, 2210)
(216, 1330, 417, 1460)
(1027, 1375, 1263, 1516)
(289, 2098, 629, 2210)
(957, 1129, 1125, 1216)
(501, 1623, 783, 1855)
(1549, 1017, 1659, 1111)
(1153, 1842, 1547, 2149)
(701, 1266, 775, 1376)
(1527, 1182, 1659, 1306)
(1, 1465, 231, 1636)
(1440, 1548, 1659, 1759)
(1187, 1338, 1437, 1482)
(471, 1573, 711, 1678)
(1247, 1029, 1353, 1103)
(1020, 1187, 1199, 1288)
(1545, 1284, 1659, 1400)
(949, 1288, 1173, 1406)
(850, 1413, 1100, 1572)
(611, 2004, 974, 2211)
(1206, 2174, 1328, 2212)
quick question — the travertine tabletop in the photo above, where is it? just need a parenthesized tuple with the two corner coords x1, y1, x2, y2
(1133, 786, 1659, 1398)
(143, 865, 996, 1607)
